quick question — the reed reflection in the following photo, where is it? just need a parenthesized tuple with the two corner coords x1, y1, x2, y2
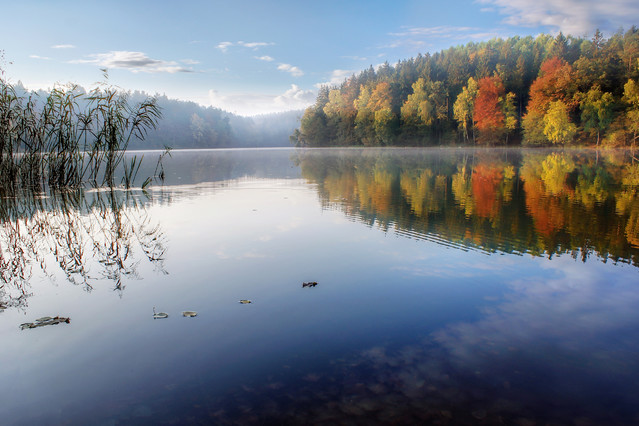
(295, 149, 639, 266)
(0, 187, 167, 310)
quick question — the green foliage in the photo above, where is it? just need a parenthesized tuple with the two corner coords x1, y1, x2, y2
(578, 85, 614, 144)
(401, 78, 447, 128)
(295, 28, 639, 147)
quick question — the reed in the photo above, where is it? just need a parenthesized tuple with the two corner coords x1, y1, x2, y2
(0, 68, 162, 190)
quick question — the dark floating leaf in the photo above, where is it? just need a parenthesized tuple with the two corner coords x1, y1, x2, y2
(19, 316, 70, 330)
(302, 281, 318, 288)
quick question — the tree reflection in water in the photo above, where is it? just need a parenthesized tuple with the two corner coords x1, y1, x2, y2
(295, 148, 639, 267)
(0, 187, 167, 310)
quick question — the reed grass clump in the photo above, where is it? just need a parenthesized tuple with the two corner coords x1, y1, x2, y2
(0, 70, 162, 190)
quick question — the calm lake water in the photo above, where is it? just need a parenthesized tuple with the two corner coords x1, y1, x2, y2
(1, 147, 639, 425)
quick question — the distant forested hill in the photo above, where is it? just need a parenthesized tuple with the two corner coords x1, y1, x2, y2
(7, 83, 302, 150)
(125, 93, 302, 149)
(291, 28, 639, 147)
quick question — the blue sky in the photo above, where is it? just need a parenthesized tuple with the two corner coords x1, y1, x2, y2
(2, 0, 638, 115)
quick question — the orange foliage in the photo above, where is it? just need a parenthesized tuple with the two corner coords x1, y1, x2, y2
(474, 76, 505, 132)
(527, 57, 574, 114)
(471, 163, 504, 218)
(523, 179, 566, 237)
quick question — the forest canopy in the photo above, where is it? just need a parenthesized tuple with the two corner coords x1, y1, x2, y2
(291, 28, 639, 148)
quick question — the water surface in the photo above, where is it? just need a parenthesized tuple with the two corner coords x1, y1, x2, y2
(1, 148, 639, 425)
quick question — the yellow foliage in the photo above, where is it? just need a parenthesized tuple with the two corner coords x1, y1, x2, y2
(540, 153, 575, 195)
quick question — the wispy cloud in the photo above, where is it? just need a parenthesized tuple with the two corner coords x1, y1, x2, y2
(216, 41, 274, 52)
(29, 55, 51, 60)
(478, 0, 639, 35)
(70, 51, 194, 73)
(51, 44, 75, 49)
(389, 26, 478, 38)
(208, 84, 315, 116)
(277, 63, 304, 77)
(342, 55, 369, 61)
(385, 25, 504, 50)
(239, 41, 273, 49)
(255, 55, 275, 62)
(181, 59, 200, 65)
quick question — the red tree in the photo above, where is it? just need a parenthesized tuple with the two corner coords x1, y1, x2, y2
(474, 76, 505, 133)
(527, 56, 574, 114)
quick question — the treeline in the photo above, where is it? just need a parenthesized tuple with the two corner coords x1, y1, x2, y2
(105, 93, 303, 149)
(291, 28, 639, 147)
(6, 82, 301, 150)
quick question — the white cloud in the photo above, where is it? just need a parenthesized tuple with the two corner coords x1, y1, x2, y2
(478, 0, 639, 35)
(216, 41, 274, 52)
(29, 55, 51, 60)
(315, 69, 355, 88)
(238, 41, 273, 49)
(216, 41, 233, 52)
(70, 51, 194, 73)
(255, 55, 275, 62)
(277, 63, 304, 77)
(181, 59, 200, 65)
(274, 84, 316, 107)
(51, 44, 75, 49)
(208, 84, 315, 116)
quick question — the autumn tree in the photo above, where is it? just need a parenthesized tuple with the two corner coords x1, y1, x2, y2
(370, 82, 397, 144)
(473, 75, 516, 143)
(623, 79, 639, 143)
(353, 85, 376, 145)
(353, 82, 397, 145)
(453, 77, 478, 142)
(522, 57, 576, 145)
(543, 101, 577, 144)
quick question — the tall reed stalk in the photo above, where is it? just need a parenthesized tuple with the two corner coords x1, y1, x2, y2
(0, 68, 162, 190)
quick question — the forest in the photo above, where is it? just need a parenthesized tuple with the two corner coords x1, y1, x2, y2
(4, 82, 301, 151)
(291, 28, 639, 148)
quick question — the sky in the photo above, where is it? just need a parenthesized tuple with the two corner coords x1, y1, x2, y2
(2, 0, 639, 116)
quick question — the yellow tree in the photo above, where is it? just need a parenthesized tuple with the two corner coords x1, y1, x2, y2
(453, 77, 478, 142)
(369, 82, 396, 144)
(353, 85, 376, 145)
(543, 101, 577, 144)
(623, 79, 639, 143)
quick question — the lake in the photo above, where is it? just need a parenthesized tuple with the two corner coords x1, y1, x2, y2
(1, 147, 639, 425)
